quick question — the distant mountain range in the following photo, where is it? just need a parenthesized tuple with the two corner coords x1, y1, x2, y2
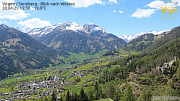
(27, 22, 127, 55)
(19, 22, 170, 44)
(122, 29, 171, 52)
(27, 22, 106, 38)
(119, 30, 169, 42)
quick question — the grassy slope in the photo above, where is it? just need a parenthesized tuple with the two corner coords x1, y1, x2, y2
(0, 50, 119, 100)
(0, 48, 130, 94)
(67, 49, 109, 62)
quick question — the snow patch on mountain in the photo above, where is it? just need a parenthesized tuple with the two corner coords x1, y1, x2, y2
(27, 23, 62, 37)
(148, 30, 168, 35)
(83, 23, 106, 33)
(119, 30, 169, 43)
(27, 22, 106, 37)
(119, 34, 135, 42)
(64, 22, 85, 32)
(0, 24, 9, 28)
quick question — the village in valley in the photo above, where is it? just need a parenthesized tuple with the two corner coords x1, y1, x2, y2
(0, 56, 121, 101)
(0, 55, 178, 101)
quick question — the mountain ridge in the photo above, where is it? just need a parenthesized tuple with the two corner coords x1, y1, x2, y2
(119, 30, 170, 42)
(0, 25, 62, 80)
(27, 22, 127, 55)
(27, 22, 107, 38)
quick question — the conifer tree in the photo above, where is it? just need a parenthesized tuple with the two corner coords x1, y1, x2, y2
(66, 91, 70, 101)
(165, 81, 179, 96)
(122, 83, 135, 101)
(51, 91, 56, 101)
(88, 89, 94, 101)
(139, 89, 151, 101)
(177, 62, 180, 80)
(43, 96, 48, 101)
(79, 87, 88, 101)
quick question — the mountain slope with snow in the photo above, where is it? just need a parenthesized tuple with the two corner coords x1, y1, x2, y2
(83, 23, 106, 33)
(27, 22, 107, 38)
(122, 29, 171, 52)
(119, 30, 169, 43)
(27, 22, 127, 55)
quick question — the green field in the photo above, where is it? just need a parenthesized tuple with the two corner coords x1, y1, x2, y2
(68, 49, 109, 62)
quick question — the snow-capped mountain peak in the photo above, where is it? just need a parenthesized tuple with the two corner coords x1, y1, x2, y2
(119, 30, 169, 42)
(83, 23, 106, 33)
(62, 22, 84, 32)
(119, 34, 136, 43)
(147, 30, 168, 35)
(86, 22, 95, 25)
(27, 22, 85, 37)
(27, 22, 108, 38)
(0, 24, 9, 28)
(54, 23, 62, 26)
(27, 23, 62, 37)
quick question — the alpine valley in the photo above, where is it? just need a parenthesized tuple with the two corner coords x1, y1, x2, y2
(0, 22, 127, 80)
(0, 23, 180, 101)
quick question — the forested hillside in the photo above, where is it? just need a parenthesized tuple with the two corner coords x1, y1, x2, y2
(122, 30, 169, 52)
(56, 33, 180, 101)
(144, 26, 180, 52)
(0, 25, 63, 80)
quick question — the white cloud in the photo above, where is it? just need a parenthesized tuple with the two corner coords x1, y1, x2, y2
(111, 10, 123, 14)
(131, 0, 179, 19)
(0, 21, 7, 24)
(30, 7, 35, 10)
(113, 10, 117, 12)
(146, 0, 164, 9)
(109, 0, 118, 4)
(131, 8, 155, 18)
(119, 10, 123, 13)
(63, 0, 104, 8)
(0, 0, 30, 20)
(172, 0, 180, 6)
(17, 18, 51, 32)
(0, 10, 30, 20)
(147, 0, 178, 9)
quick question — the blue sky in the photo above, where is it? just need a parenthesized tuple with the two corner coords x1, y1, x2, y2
(0, 0, 180, 36)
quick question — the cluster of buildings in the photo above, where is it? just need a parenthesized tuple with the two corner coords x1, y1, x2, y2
(0, 76, 72, 101)
(0, 68, 73, 101)
(0, 64, 106, 101)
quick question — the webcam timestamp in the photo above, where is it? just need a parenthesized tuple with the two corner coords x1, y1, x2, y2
(2, 6, 46, 10)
